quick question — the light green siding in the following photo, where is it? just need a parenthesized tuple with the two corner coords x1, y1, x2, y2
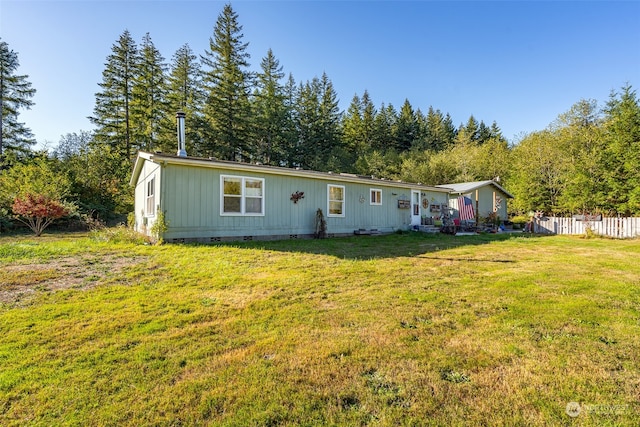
(133, 161, 161, 235)
(157, 163, 444, 240)
(476, 186, 509, 220)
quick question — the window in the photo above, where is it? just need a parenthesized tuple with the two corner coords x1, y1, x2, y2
(146, 178, 155, 216)
(221, 175, 264, 215)
(328, 184, 345, 217)
(370, 188, 382, 205)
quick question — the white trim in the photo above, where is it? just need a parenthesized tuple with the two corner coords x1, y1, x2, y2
(145, 177, 155, 217)
(410, 190, 421, 226)
(370, 188, 382, 205)
(327, 184, 345, 217)
(220, 175, 265, 216)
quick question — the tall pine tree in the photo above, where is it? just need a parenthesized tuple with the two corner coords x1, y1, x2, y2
(253, 49, 288, 165)
(0, 38, 36, 164)
(395, 99, 417, 152)
(602, 84, 640, 215)
(201, 4, 252, 161)
(131, 33, 169, 153)
(90, 30, 138, 160)
(164, 44, 207, 156)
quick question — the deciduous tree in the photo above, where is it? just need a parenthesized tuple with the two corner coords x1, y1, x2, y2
(12, 194, 69, 236)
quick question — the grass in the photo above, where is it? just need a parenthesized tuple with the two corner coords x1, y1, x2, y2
(0, 230, 639, 425)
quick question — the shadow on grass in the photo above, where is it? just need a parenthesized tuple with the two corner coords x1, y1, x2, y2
(202, 231, 545, 260)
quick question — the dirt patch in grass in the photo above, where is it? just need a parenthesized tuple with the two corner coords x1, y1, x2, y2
(0, 253, 147, 305)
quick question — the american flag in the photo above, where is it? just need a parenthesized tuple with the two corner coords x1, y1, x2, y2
(458, 195, 475, 221)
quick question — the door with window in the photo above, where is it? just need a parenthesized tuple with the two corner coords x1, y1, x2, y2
(411, 190, 421, 226)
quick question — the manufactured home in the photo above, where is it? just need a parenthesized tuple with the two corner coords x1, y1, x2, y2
(436, 180, 514, 221)
(130, 152, 451, 243)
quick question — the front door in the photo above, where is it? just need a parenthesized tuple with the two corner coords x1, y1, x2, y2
(411, 190, 421, 226)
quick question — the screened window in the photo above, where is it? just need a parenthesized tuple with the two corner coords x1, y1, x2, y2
(328, 184, 345, 217)
(221, 175, 264, 215)
(370, 188, 382, 205)
(146, 178, 155, 216)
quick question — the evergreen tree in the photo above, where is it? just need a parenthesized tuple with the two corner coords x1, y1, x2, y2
(164, 44, 207, 156)
(90, 30, 138, 159)
(318, 73, 343, 171)
(282, 73, 299, 167)
(477, 120, 491, 144)
(602, 84, 640, 215)
(343, 90, 377, 168)
(489, 121, 505, 142)
(458, 115, 479, 143)
(361, 90, 376, 152)
(424, 107, 456, 151)
(201, 4, 252, 161)
(370, 103, 397, 153)
(0, 38, 36, 164)
(341, 93, 363, 165)
(295, 77, 322, 169)
(253, 49, 288, 165)
(395, 99, 417, 152)
(412, 108, 429, 151)
(131, 33, 169, 153)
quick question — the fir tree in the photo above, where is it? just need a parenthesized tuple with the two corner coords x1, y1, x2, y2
(164, 44, 207, 156)
(201, 4, 252, 161)
(131, 33, 169, 153)
(282, 73, 299, 167)
(0, 38, 36, 164)
(90, 30, 138, 159)
(318, 73, 342, 171)
(253, 49, 288, 165)
(602, 84, 640, 215)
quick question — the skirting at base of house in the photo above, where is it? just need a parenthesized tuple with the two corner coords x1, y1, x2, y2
(165, 232, 361, 244)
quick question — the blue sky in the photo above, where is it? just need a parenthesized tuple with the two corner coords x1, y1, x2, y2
(1, 0, 639, 147)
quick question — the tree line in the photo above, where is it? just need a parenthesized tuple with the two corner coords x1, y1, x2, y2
(1, 4, 639, 233)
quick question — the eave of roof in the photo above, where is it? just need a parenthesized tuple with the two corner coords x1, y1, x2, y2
(435, 180, 514, 199)
(131, 151, 451, 193)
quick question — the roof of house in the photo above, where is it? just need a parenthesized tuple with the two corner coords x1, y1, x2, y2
(435, 180, 514, 199)
(130, 151, 451, 193)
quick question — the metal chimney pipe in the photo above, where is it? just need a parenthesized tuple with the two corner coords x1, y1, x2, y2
(176, 111, 187, 157)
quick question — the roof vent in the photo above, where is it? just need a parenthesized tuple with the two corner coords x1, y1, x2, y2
(176, 111, 187, 157)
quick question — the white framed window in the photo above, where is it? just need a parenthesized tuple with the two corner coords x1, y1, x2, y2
(221, 175, 265, 216)
(370, 188, 382, 205)
(146, 177, 155, 216)
(327, 184, 345, 217)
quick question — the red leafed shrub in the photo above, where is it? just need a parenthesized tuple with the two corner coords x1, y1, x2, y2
(12, 194, 69, 236)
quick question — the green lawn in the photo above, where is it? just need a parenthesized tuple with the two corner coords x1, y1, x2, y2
(1, 231, 638, 426)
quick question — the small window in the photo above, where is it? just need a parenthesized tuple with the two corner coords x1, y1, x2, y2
(328, 184, 345, 217)
(370, 188, 382, 205)
(146, 178, 155, 216)
(221, 175, 264, 215)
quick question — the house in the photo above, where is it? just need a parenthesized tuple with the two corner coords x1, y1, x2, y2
(130, 151, 451, 243)
(436, 180, 514, 222)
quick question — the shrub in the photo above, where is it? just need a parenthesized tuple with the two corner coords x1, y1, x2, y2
(90, 225, 150, 245)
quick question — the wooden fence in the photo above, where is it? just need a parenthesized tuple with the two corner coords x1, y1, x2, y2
(533, 216, 640, 239)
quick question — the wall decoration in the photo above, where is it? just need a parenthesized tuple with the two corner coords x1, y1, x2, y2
(290, 191, 305, 204)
